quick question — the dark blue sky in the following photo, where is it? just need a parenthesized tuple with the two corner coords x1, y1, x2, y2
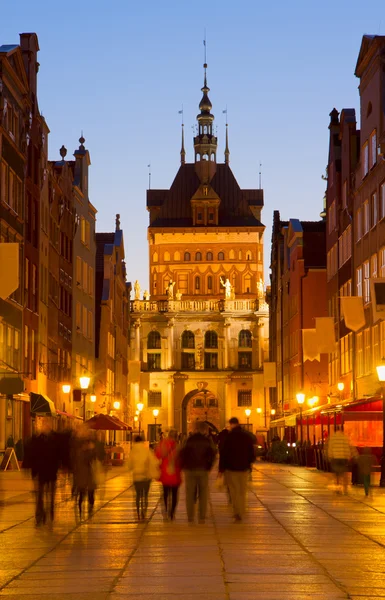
(1, 1, 384, 286)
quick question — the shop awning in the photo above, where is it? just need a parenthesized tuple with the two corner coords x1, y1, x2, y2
(30, 392, 57, 417)
(85, 413, 131, 431)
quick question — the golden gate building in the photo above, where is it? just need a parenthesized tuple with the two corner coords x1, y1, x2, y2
(130, 65, 269, 437)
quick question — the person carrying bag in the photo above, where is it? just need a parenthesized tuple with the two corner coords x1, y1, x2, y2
(127, 436, 160, 520)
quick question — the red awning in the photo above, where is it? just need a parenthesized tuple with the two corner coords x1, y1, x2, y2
(85, 413, 132, 431)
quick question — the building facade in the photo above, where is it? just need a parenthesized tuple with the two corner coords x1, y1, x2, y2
(269, 215, 328, 439)
(95, 217, 130, 426)
(130, 65, 269, 439)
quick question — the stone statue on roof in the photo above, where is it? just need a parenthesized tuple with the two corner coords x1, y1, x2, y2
(220, 276, 233, 299)
(166, 280, 176, 299)
(134, 280, 141, 300)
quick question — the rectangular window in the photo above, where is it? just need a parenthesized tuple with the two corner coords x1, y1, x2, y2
(82, 305, 87, 336)
(371, 254, 378, 279)
(364, 328, 371, 375)
(88, 266, 93, 297)
(181, 352, 195, 370)
(363, 201, 370, 235)
(237, 389, 252, 407)
(356, 266, 362, 297)
(82, 260, 88, 294)
(373, 325, 380, 367)
(370, 130, 377, 169)
(148, 391, 162, 407)
(204, 352, 218, 370)
(356, 332, 363, 377)
(381, 183, 385, 220)
(80, 217, 86, 244)
(363, 142, 369, 178)
(380, 248, 385, 278)
(148, 353, 161, 371)
(238, 352, 252, 369)
(328, 200, 336, 234)
(76, 302, 81, 330)
(32, 264, 37, 312)
(363, 261, 370, 303)
(371, 193, 378, 228)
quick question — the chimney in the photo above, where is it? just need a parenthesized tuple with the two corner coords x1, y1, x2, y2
(19, 33, 39, 100)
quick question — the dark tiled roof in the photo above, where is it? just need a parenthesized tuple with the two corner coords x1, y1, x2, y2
(147, 163, 264, 228)
(0, 44, 18, 54)
(95, 233, 114, 272)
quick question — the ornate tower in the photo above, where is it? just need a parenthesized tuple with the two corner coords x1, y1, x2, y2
(194, 63, 217, 184)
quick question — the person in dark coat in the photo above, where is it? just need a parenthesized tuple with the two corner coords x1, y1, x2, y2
(219, 417, 255, 522)
(73, 434, 97, 514)
(24, 424, 61, 525)
(179, 421, 217, 524)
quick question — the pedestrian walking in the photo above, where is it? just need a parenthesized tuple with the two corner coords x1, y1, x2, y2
(327, 427, 352, 494)
(24, 424, 61, 526)
(73, 432, 98, 515)
(155, 429, 182, 521)
(357, 447, 377, 497)
(179, 421, 217, 524)
(127, 436, 160, 520)
(219, 417, 255, 522)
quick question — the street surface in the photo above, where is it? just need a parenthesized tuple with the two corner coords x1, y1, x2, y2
(0, 464, 385, 599)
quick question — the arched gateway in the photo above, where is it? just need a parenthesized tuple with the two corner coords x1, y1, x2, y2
(181, 388, 220, 435)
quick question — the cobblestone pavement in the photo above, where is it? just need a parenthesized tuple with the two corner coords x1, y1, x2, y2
(1, 464, 385, 599)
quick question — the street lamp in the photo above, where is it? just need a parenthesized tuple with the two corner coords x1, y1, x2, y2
(62, 384, 71, 394)
(79, 375, 90, 422)
(137, 402, 144, 437)
(245, 408, 251, 431)
(90, 394, 97, 403)
(376, 361, 385, 487)
(153, 408, 159, 425)
(113, 401, 121, 410)
(256, 407, 262, 414)
(270, 408, 276, 416)
(337, 382, 344, 392)
(296, 392, 305, 445)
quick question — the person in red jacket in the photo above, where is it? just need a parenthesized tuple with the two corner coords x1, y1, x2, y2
(155, 429, 182, 521)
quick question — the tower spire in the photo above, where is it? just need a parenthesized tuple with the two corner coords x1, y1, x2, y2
(179, 106, 185, 165)
(193, 61, 217, 183)
(223, 107, 229, 165)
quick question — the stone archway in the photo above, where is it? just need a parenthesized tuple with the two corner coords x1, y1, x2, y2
(181, 388, 220, 435)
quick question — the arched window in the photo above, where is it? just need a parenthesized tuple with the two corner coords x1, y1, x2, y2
(147, 330, 161, 349)
(206, 251, 213, 261)
(195, 252, 202, 261)
(205, 330, 218, 349)
(184, 252, 191, 261)
(195, 276, 200, 290)
(218, 251, 224, 261)
(244, 274, 251, 293)
(153, 252, 158, 263)
(196, 153, 201, 161)
(229, 249, 235, 260)
(207, 275, 213, 290)
(203, 125, 207, 134)
(164, 251, 170, 262)
(239, 330, 252, 348)
(174, 251, 181, 261)
(181, 330, 195, 349)
(203, 153, 209, 161)
(211, 153, 215, 162)
(246, 251, 252, 261)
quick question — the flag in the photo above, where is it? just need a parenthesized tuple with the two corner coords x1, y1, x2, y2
(178, 110, 183, 114)
(341, 296, 366, 332)
(222, 109, 227, 114)
(147, 164, 151, 168)
(302, 329, 320, 362)
(315, 317, 337, 353)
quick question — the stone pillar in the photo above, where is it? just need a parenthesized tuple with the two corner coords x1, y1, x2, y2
(167, 318, 174, 369)
(134, 320, 141, 362)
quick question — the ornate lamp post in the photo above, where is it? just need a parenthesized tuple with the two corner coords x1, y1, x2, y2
(79, 375, 90, 422)
(296, 392, 305, 445)
(245, 408, 251, 431)
(376, 362, 385, 487)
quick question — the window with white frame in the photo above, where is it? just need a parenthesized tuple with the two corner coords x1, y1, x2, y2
(363, 201, 370, 235)
(380, 248, 385, 278)
(371, 254, 378, 279)
(364, 328, 371, 375)
(363, 142, 369, 178)
(363, 261, 370, 303)
(373, 325, 380, 367)
(371, 192, 378, 228)
(370, 130, 377, 169)
(356, 266, 362, 297)
(338, 226, 352, 268)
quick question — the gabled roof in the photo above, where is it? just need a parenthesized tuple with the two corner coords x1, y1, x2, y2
(355, 34, 385, 78)
(147, 162, 264, 228)
(0, 43, 29, 91)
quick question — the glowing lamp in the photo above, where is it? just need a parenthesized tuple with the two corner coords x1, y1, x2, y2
(62, 384, 71, 394)
(113, 401, 121, 410)
(90, 394, 97, 403)
(79, 376, 90, 390)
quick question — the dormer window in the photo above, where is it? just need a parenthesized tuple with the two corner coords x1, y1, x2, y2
(208, 211, 214, 222)
(197, 212, 203, 221)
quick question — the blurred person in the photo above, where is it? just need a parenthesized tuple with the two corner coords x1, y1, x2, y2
(155, 429, 182, 521)
(127, 436, 160, 520)
(219, 417, 255, 522)
(23, 423, 61, 525)
(357, 447, 377, 497)
(179, 421, 216, 524)
(327, 427, 352, 494)
(73, 431, 97, 515)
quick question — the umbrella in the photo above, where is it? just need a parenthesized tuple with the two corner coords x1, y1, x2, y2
(85, 414, 131, 431)
(109, 415, 132, 430)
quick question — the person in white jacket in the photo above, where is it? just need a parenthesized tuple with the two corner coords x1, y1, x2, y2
(127, 436, 159, 520)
